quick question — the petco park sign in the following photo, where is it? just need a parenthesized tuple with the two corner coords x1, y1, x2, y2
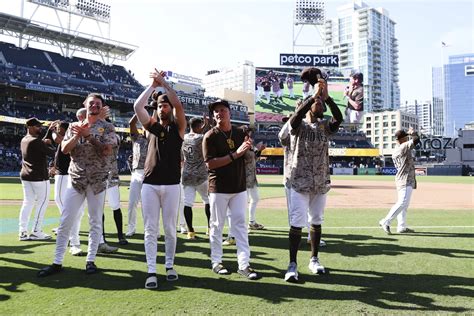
(280, 53, 339, 67)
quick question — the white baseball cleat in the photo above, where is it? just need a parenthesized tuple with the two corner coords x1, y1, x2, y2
(308, 257, 326, 274)
(284, 262, 299, 282)
(29, 231, 52, 240)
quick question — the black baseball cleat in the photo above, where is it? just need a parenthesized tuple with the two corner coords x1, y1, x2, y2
(85, 261, 98, 274)
(38, 264, 62, 277)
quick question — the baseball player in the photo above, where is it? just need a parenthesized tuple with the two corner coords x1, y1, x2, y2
(18, 117, 57, 241)
(134, 69, 186, 289)
(126, 114, 148, 237)
(281, 67, 343, 282)
(51, 118, 85, 256)
(104, 132, 128, 245)
(203, 99, 259, 280)
(379, 127, 420, 234)
(344, 72, 364, 124)
(242, 127, 266, 230)
(38, 93, 117, 277)
(181, 116, 211, 239)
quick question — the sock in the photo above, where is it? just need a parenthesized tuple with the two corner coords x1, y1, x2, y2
(289, 226, 302, 264)
(113, 208, 124, 239)
(205, 204, 211, 228)
(183, 206, 194, 232)
(102, 214, 107, 243)
(309, 224, 322, 258)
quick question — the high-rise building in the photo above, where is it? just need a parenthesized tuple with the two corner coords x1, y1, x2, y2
(444, 54, 474, 137)
(431, 66, 444, 136)
(432, 53, 474, 138)
(323, 0, 400, 111)
(400, 100, 432, 135)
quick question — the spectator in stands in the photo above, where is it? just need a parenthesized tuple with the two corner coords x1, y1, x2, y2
(344, 72, 364, 124)
(18, 118, 57, 241)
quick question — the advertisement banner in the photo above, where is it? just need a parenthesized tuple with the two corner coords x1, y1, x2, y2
(333, 168, 353, 175)
(381, 167, 397, 175)
(256, 167, 280, 175)
(280, 53, 339, 67)
(415, 167, 428, 176)
(25, 83, 64, 94)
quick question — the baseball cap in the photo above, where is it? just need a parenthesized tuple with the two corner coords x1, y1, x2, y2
(300, 67, 323, 86)
(351, 71, 364, 83)
(395, 130, 408, 141)
(157, 93, 172, 106)
(208, 99, 230, 112)
(281, 114, 291, 123)
(25, 117, 43, 127)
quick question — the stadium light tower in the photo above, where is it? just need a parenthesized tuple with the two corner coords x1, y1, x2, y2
(292, 0, 326, 53)
(20, 0, 115, 61)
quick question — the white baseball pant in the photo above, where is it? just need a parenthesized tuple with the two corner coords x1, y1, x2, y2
(54, 174, 85, 246)
(288, 188, 326, 228)
(183, 180, 209, 207)
(141, 183, 180, 273)
(54, 180, 105, 264)
(380, 185, 413, 231)
(247, 185, 260, 223)
(19, 180, 50, 233)
(209, 191, 250, 270)
(106, 184, 121, 210)
(127, 169, 144, 233)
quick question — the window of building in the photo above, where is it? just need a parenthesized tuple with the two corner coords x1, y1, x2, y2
(366, 117, 371, 121)
(392, 143, 396, 148)
(383, 129, 388, 135)
(375, 136, 379, 142)
(383, 115, 388, 120)
(383, 136, 388, 141)
(375, 116, 379, 121)
(383, 143, 388, 149)
(366, 123, 371, 128)
(383, 122, 388, 127)
(375, 122, 379, 128)
(375, 130, 379, 135)
(366, 130, 371, 136)
(465, 65, 474, 76)
(391, 121, 397, 127)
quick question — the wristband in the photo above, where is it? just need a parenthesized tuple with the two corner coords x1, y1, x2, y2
(229, 153, 234, 161)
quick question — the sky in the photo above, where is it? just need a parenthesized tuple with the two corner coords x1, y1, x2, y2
(1, 0, 473, 104)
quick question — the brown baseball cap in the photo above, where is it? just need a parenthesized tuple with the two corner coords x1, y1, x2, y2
(157, 93, 172, 106)
(208, 99, 230, 112)
(395, 130, 408, 141)
(282, 114, 291, 123)
(25, 117, 43, 127)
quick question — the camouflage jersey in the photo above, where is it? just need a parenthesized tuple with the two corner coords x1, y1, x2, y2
(278, 122, 292, 189)
(289, 119, 333, 194)
(181, 132, 208, 186)
(107, 134, 120, 188)
(66, 119, 117, 194)
(131, 134, 148, 170)
(244, 149, 258, 188)
(393, 139, 417, 189)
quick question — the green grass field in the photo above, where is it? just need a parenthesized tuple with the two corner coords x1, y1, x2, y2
(1, 175, 473, 314)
